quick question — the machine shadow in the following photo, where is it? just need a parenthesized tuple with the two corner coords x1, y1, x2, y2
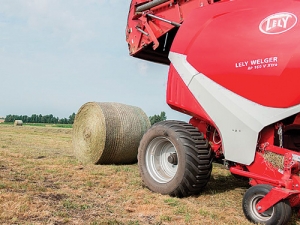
(198, 164, 251, 197)
(203, 174, 250, 195)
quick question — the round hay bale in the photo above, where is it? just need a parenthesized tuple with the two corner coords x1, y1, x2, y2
(72, 102, 151, 165)
(14, 120, 23, 126)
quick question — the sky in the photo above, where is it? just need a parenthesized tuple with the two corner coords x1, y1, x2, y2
(0, 0, 189, 121)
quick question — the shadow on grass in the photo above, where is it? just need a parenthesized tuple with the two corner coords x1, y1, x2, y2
(203, 174, 250, 195)
(200, 164, 250, 196)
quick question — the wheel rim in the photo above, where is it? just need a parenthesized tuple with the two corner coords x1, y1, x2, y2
(250, 194, 274, 221)
(145, 137, 178, 183)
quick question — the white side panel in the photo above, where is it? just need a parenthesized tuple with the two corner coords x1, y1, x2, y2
(169, 52, 300, 165)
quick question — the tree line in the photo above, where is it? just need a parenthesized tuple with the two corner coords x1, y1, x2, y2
(149, 111, 166, 125)
(4, 111, 167, 125)
(4, 113, 76, 124)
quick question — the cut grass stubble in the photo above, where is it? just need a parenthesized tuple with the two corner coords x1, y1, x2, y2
(1, 125, 299, 224)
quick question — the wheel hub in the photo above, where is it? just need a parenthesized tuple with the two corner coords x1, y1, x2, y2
(168, 153, 178, 165)
(145, 137, 178, 183)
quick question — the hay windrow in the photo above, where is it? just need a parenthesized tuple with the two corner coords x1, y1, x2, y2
(72, 102, 150, 165)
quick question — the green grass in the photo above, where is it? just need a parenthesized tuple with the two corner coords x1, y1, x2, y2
(52, 124, 73, 128)
(164, 198, 179, 207)
(0, 122, 72, 128)
(24, 123, 46, 127)
(0, 122, 13, 125)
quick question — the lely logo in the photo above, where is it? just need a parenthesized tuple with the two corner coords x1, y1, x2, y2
(259, 12, 297, 34)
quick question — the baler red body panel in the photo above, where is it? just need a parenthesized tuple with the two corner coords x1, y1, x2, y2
(167, 64, 214, 124)
(170, 0, 300, 108)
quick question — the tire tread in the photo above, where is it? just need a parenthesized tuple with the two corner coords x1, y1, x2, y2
(162, 121, 213, 197)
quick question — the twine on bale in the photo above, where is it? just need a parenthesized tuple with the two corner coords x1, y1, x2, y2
(72, 102, 151, 165)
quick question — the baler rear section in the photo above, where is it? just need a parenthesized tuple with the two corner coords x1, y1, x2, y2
(126, 0, 207, 64)
(126, 0, 300, 224)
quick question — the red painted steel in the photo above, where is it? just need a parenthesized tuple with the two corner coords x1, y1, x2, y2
(126, 0, 204, 64)
(256, 187, 300, 213)
(167, 63, 214, 124)
(171, 0, 300, 107)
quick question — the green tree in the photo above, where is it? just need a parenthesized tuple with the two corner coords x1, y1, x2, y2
(4, 114, 13, 122)
(149, 111, 167, 125)
(38, 114, 42, 123)
(5, 113, 75, 124)
(59, 118, 68, 124)
(68, 113, 76, 124)
(22, 115, 28, 123)
(31, 114, 37, 123)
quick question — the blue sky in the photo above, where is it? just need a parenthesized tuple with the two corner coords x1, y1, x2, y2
(0, 0, 189, 121)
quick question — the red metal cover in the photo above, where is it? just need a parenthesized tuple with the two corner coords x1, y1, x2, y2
(171, 0, 300, 108)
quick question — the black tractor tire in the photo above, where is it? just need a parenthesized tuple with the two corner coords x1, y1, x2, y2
(138, 120, 213, 197)
(242, 184, 292, 225)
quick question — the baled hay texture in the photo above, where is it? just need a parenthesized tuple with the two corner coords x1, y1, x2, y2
(72, 102, 151, 165)
(14, 120, 23, 126)
(263, 151, 284, 170)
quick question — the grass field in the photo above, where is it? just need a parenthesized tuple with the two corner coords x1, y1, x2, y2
(0, 125, 299, 225)
(0, 122, 73, 128)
